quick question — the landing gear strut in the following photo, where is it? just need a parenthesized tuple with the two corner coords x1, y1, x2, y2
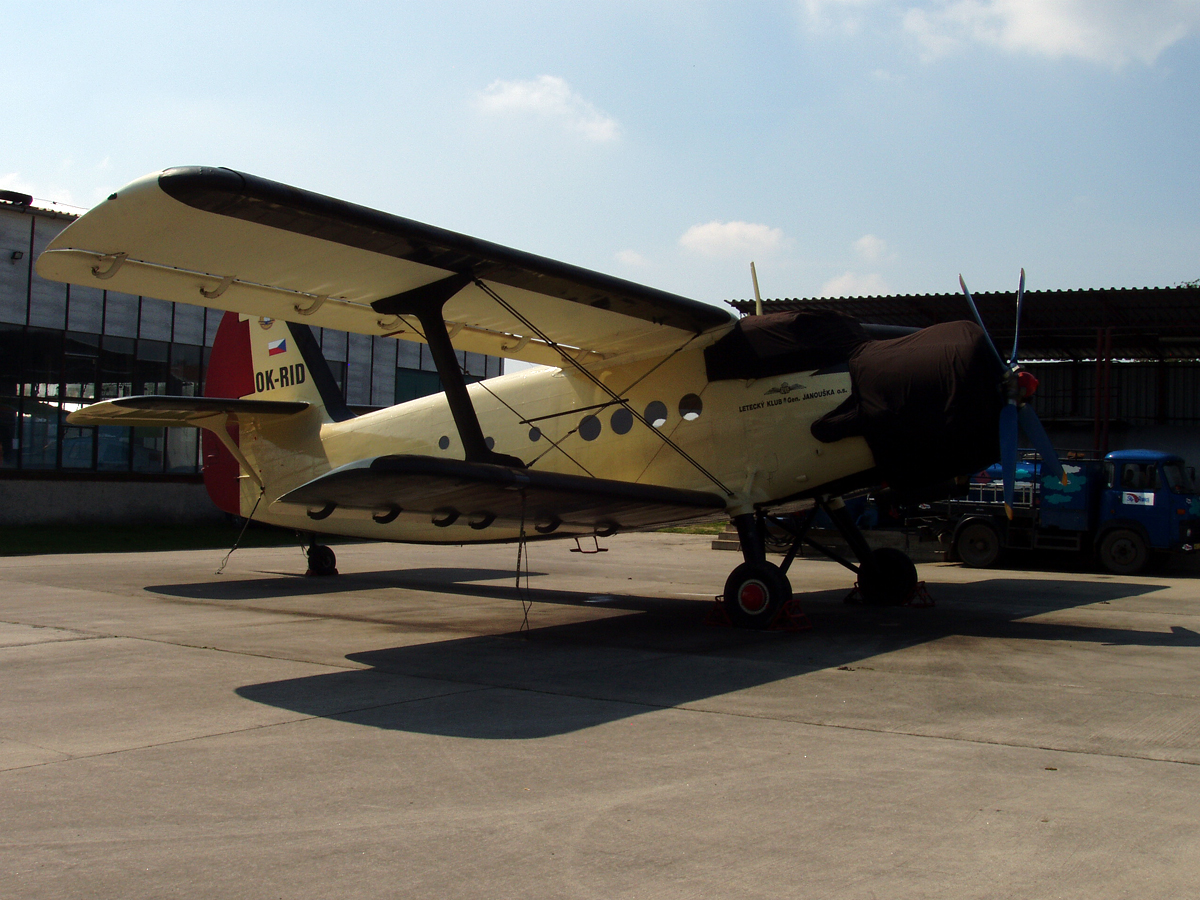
(817, 496, 916, 606)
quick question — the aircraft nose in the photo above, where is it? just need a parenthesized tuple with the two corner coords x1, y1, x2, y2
(810, 320, 1005, 490)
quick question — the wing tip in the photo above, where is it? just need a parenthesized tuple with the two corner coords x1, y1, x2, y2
(158, 166, 247, 205)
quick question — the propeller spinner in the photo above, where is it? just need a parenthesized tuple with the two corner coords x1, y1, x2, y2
(959, 270, 1068, 518)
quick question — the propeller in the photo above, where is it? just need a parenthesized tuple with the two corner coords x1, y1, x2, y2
(959, 270, 1067, 519)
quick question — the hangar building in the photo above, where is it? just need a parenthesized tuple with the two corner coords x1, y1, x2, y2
(0, 191, 503, 525)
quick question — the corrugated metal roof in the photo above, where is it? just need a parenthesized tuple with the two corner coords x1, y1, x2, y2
(727, 286, 1200, 361)
(0, 195, 81, 221)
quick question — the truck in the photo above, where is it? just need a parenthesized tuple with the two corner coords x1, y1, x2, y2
(945, 449, 1200, 575)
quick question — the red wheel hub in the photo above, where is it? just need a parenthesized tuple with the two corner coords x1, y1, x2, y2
(738, 580, 768, 613)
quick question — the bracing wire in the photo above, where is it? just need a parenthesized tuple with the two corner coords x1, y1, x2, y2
(474, 279, 735, 496)
(515, 490, 532, 634)
(216, 485, 265, 575)
(406, 316, 596, 477)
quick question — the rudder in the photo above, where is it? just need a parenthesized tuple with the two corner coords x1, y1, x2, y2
(202, 313, 352, 513)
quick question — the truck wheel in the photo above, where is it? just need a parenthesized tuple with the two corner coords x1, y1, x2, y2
(956, 521, 1002, 568)
(1098, 529, 1148, 576)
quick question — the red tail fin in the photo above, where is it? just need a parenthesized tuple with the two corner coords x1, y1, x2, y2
(202, 313, 254, 515)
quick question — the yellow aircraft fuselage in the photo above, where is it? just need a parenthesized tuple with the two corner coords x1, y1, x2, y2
(240, 331, 872, 543)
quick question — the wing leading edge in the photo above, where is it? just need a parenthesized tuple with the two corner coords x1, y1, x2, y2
(37, 167, 735, 368)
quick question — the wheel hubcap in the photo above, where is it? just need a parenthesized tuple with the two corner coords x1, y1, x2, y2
(738, 579, 769, 613)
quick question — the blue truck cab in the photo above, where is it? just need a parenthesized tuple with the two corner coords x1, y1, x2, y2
(947, 449, 1200, 574)
(1091, 450, 1200, 565)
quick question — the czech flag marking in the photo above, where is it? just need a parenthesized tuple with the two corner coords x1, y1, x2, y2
(267, 338, 287, 356)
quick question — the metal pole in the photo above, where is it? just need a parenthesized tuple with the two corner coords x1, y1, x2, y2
(751, 262, 763, 316)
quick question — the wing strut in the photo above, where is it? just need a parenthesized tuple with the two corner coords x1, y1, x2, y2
(373, 274, 524, 468)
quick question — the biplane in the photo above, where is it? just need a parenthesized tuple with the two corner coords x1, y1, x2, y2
(37, 167, 1060, 627)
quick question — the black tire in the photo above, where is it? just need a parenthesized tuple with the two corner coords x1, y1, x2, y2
(1098, 528, 1148, 576)
(307, 544, 338, 577)
(956, 520, 1002, 568)
(722, 561, 792, 629)
(857, 547, 918, 607)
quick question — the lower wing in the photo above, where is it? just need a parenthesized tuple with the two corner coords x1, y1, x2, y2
(276, 454, 728, 534)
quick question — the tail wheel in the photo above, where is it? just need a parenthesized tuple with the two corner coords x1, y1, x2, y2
(955, 520, 1002, 568)
(307, 544, 338, 577)
(1098, 529, 1148, 576)
(722, 562, 791, 629)
(857, 547, 918, 606)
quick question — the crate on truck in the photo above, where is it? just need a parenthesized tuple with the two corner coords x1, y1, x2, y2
(944, 449, 1200, 575)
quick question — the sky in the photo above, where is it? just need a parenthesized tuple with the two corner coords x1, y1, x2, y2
(5, 1, 1200, 309)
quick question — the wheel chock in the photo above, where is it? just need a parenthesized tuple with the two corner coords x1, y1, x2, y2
(772, 597, 813, 631)
(704, 599, 734, 627)
(905, 582, 935, 608)
(843, 581, 935, 607)
(704, 596, 812, 632)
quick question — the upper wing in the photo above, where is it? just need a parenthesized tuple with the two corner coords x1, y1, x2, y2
(37, 167, 735, 368)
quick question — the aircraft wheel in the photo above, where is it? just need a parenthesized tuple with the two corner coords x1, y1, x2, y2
(307, 544, 338, 577)
(857, 547, 918, 606)
(1098, 529, 1148, 576)
(955, 520, 1002, 568)
(722, 562, 791, 629)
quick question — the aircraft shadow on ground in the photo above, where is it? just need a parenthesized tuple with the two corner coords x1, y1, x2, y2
(233, 574, 1199, 740)
(148, 567, 699, 616)
(149, 567, 549, 602)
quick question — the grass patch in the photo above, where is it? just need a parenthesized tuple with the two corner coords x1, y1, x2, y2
(0, 522, 339, 557)
(657, 521, 729, 535)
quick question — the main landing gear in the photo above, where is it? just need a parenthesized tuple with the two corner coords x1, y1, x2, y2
(722, 496, 918, 629)
(723, 513, 794, 628)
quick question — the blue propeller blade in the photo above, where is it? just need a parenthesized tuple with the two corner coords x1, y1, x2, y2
(1018, 403, 1066, 484)
(1009, 268, 1025, 366)
(1000, 402, 1018, 517)
(959, 274, 1008, 372)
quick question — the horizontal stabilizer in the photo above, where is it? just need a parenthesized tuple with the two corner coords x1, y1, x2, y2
(277, 455, 728, 534)
(66, 395, 309, 428)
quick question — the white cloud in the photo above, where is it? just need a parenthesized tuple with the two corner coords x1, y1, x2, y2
(820, 271, 890, 297)
(0, 173, 36, 195)
(902, 1, 1200, 68)
(678, 221, 785, 258)
(615, 249, 649, 266)
(800, 0, 882, 34)
(854, 233, 891, 262)
(477, 75, 620, 141)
